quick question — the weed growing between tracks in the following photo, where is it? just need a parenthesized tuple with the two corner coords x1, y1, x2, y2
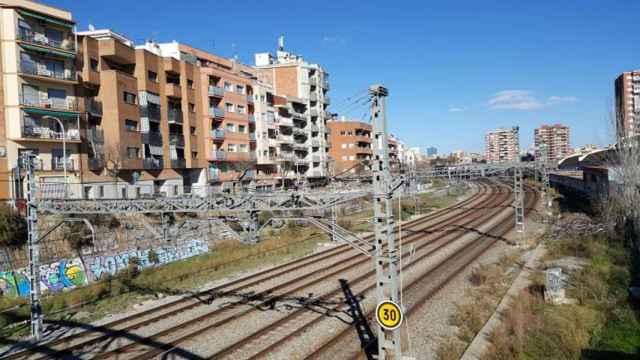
(0, 225, 329, 343)
(483, 220, 640, 359)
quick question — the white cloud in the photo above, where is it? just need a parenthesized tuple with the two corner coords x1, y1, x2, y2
(322, 35, 347, 45)
(546, 95, 579, 105)
(448, 107, 465, 112)
(488, 90, 542, 110)
(488, 90, 579, 111)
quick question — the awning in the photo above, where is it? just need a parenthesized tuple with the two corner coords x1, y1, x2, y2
(19, 43, 75, 59)
(18, 10, 74, 29)
(23, 108, 78, 119)
(149, 145, 163, 156)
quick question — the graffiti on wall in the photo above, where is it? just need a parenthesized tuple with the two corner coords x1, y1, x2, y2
(0, 259, 88, 297)
(0, 239, 208, 297)
(85, 239, 208, 281)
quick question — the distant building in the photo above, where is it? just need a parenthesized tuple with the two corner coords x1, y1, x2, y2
(484, 127, 520, 163)
(426, 146, 438, 156)
(534, 124, 571, 162)
(615, 70, 640, 141)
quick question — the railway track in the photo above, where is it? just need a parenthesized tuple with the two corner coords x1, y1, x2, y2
(2, 182, 490, 360)
(304, 185, 538, 360)
(200, 181, 518, 360)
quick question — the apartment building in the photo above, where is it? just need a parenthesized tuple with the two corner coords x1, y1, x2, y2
(75, 31, 204, 198)
(254, 38, 330, 183)
(484, 126, 520, 163)
(175, 44, 257, 191)
(534, 124, 571, 163)
(327, 120, 372, 174)
(615, 70, 640, 141)
(0, 1, 80, 199)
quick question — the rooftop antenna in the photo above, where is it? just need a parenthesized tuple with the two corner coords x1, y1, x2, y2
(278, 35, 284, 51)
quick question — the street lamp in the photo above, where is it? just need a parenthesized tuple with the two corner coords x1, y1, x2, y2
(42, 115, 67, 196)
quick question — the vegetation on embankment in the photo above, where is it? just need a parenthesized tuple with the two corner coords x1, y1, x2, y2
(483, 231, 640, 359)
(0, 224, 328, 343)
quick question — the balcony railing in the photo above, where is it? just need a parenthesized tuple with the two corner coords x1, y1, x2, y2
(86, 99, 103, 116)
(209, 150, 226, 161)
(322, 80, 329, 90)
(309, 109, 318, 117)
(310, 124, 319, 132)
(277, 134, 293, 143)
(171, 158, 186, 168)
(22, 125, 80, 141)
(246, 95, 254, 104)
(311, 139, 320, 147)
(323, 96, 331, 105)
(141, 131, 163, 145)
(249, 133, 256, 141)
(18, 28, 75, 52)
(141, 105, 161, 122)
(168, 108, 183, 124)
(210, 129, 225, 140)
(208, 86, 224, 97)
(21, 95, 79, 112)
(52, 158, 77, 171)
(87, 128, 104, 144)
(209, 168, 220, 181)
(209, 107, 225, 118)
(20, 61, 76, 81)
(169, 134, 185, 147)
(143, 157, 162, 170)
(248, 114, 256, 123)
(88, 157, 105, 170)
(278, 118, 293, 127)
(311, 155, 321, 163)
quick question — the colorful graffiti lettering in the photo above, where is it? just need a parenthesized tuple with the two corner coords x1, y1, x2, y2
(0, 239, 208, 297)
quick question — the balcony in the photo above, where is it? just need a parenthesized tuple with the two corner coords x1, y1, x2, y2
(277, 134, 293, 143)
(208, 86, 224, 98)
(323, 96, 331, 105)
(88, 157, 105, 170)
(292, 112, 306, 121)
(209, 107, 225, 119)
(209, 150, 226, 161)
(278, 117, 293, 127)
(86, 99, 103, 117)
(19, 61, 76, 82)
(99, 38, 135, 65)
(246, 95, 254, 104)
(21, 95, 79, 113)
(171, 158, 186, 168)
(311, 139, 320, 147)
(86, 128, 104, 144)
(165, 83, 181, 98)
(52, 158, 77, 171)
(169, 134, 185, 147)
(311, 155, 321, 163)
(143, 157, 163, 170)
(294, 158, 308, 166)
(211, 129, 225, 141)
(293, 128, 307, 137)
(141, 131, 163, 145)
(249, 133, 256, 142)
(293, 143, 308, 151)
(309, 109, 318, 117)
(308, 76, 318, 85)
(309, 93, 318, 102)
(21, 124, 80, 142)
(279, 153, 294, 162)
(168, 109, 183, 124)
(141, 105, 162, 122)
(322, 80, 329, 90)
(17, 28, 75, 52)
(248, 114, 256, 124)
(309, 124, 319, 132)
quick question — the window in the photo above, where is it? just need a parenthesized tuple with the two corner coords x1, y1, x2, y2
(190, 126, 196, 135)
(148, 71, 158, 82)
(98, 185, 104, 198)
(227, 143, 237, 152)
(236, 85, 245, 94)
(237, 105, 246, 114)
(21, 84, 39, 105)
(127, 147, 140, 159)
(239, 144, 248, 152)
(226, 123, 235, 132)
(123, 91, 137, 105)
(189, 103, 196, 113)
(187, 79, 194, 88)
(340, 131, 346, 135)
(125, 119, 138, 132)
(45, 28, 63, 44)
(90, 58, 99, 71)
(341, 144, 347, 149)
(225, 103, 234, 112)
(192, 151, 197, 159)
(45, 59, 64, 76)
(224, 82, 233, 92)
(238, 125, 246, 133)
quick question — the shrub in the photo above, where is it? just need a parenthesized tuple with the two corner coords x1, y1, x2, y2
(0, 204, 27, 248)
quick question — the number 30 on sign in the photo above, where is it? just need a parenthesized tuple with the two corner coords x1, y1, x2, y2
(375, 300, 403, 330)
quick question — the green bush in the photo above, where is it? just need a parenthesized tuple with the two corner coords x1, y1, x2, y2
(0, 204, 27, 249)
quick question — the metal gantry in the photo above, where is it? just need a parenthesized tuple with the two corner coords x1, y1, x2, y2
(23, 152, 42, 341)
(513, 166, 525, 243)
(538, 143, 552, 208)
(369, 84, 403, 359)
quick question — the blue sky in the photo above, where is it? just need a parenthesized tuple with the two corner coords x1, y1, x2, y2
(49, 0, 640, 154)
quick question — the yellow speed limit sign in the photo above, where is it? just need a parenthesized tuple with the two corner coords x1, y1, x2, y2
(375, 300, 403, 330)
